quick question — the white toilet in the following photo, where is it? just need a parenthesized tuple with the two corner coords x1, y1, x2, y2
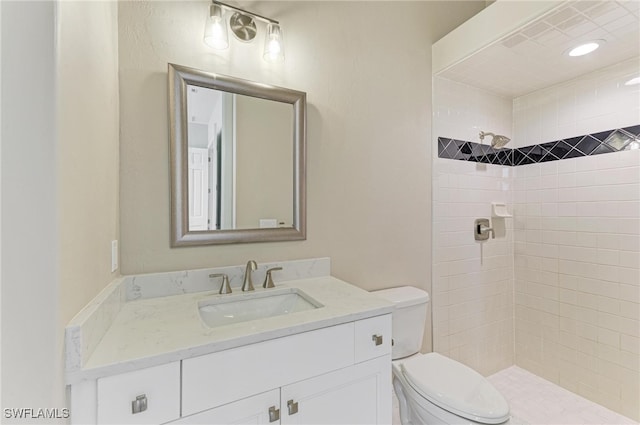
(373, 286, 510, 425)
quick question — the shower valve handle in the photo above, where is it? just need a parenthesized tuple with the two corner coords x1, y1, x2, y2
(478, 223, 495, 239)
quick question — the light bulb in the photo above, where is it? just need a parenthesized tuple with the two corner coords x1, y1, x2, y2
(263, 23, 284, 62)
(567, 41, 603, 57)
(204, 4, 228, 50)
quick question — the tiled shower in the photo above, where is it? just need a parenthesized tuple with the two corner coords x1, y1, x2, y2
(431, 2, 639, 420)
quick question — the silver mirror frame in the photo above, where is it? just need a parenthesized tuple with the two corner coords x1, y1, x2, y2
(168, 63, 306, 246)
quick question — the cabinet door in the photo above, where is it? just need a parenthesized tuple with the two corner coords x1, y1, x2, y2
(280, 355, 391, 425)
(170, 389, 280, 425)
(97, 362, 180, 425)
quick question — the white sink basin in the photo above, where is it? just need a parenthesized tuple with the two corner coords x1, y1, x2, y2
(198, 288, 323, 328)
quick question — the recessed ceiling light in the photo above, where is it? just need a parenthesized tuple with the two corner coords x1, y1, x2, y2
(625, 76, 640, 86)
(566, 40, 604, 57)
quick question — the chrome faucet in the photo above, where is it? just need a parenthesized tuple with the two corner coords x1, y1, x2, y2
(263, 267, 283, 289)
(242, 260, 258, 291)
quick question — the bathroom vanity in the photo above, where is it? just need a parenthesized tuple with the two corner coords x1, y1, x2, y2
(65, 259, 393, 424)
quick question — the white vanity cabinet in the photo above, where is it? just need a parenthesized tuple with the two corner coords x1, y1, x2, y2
(174, 355, 390, 425)
(72, 314, 392, 425)
(178, 316, 392, 424)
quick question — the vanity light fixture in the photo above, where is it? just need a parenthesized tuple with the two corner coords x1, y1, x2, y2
(203, 3, 229, 50)
(203, 0, 285, 63)
(566, 40, 604, 57)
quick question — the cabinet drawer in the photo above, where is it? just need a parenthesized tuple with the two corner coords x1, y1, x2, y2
(97, 362, 180, 424)
(169, 389, 280, 424)
(354, 314, 392, 363)
(182, 322, 355, 416)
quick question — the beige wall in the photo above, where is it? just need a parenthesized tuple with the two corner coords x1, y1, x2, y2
(1, 0, 119, 416)
(57, 0, 120, 336)
(235, 95, 293, 229)
(118, 3, 484, 351)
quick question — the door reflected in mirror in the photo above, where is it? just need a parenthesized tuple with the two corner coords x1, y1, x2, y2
(186, 85, 293, 231)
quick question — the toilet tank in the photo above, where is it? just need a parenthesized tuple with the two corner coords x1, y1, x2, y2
(372, 286, 429, 359)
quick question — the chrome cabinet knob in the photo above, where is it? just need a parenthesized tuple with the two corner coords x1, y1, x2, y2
(268, 406, 280, 422)
(372, 334, 383, 346)
(287, 399, 299, 415)
(131, 394, 147, 414)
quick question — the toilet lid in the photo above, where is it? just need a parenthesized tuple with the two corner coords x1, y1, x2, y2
(401, 353, 510, 424)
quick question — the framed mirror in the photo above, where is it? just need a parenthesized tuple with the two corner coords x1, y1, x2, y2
(168, 63, 306, 246)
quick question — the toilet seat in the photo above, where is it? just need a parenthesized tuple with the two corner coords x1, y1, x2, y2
(400, 353, 510, 424)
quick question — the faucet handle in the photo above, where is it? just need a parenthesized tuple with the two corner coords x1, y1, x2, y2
(209, 273, 232, 294)
(263, 267, 283, 289)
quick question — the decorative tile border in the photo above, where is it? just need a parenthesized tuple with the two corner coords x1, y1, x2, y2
(438, 124, 640, 166)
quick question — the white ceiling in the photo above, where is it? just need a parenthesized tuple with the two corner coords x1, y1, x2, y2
(187, 84, 221, 125)
(438, 0, 640, 98)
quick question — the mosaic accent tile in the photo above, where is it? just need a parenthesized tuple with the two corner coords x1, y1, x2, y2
(438, 124, 640, 166)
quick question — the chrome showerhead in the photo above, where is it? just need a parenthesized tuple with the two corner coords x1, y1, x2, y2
(479, 131, 511, 149)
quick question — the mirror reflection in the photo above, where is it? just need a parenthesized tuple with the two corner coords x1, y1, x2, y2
(186, 85, 293, 231)
(168, 63, 306, 246)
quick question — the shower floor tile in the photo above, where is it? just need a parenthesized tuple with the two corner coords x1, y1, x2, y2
(488, 366, 636, 425)
(392, 365, 637, 425)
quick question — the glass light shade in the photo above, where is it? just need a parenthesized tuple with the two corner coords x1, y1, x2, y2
(263, 23, 284, 62)
(204, 4, 228, 50)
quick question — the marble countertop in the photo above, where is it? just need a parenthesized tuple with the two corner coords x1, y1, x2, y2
(67, 276, 393, 383)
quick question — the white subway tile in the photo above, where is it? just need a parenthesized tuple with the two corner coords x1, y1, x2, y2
(597, 327, 620, 348)
(619, 251, 640, 269)
(541, 203, 559, 217)
(619, 300, 639, 320)
(574, 232, 597, 248)
(597, 233, 620, 250)
(620, 334, 640, 355)
(619, 234, 640, 252)
(540, 161, 558, 176)
(616, 201, 640, 218)
(598, 311, 621, 332)
(558, 174, 577, 188)
(558, 202, 577, 217)
(557, 159, 576, 174)
(596, 264, 621, 284)
(575, 156, 600, 173)
(539, 188, 559, 203)
(618, 269, 640, 286)
(618, 317, 640, 338)
(597, 296, 621, 315)
(596, 249, 620, 266)
(616, 218, 640, 235)
(576, 202, 599, 217)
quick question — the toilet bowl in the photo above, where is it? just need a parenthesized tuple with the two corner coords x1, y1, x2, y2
(373, 287, 510, 425)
